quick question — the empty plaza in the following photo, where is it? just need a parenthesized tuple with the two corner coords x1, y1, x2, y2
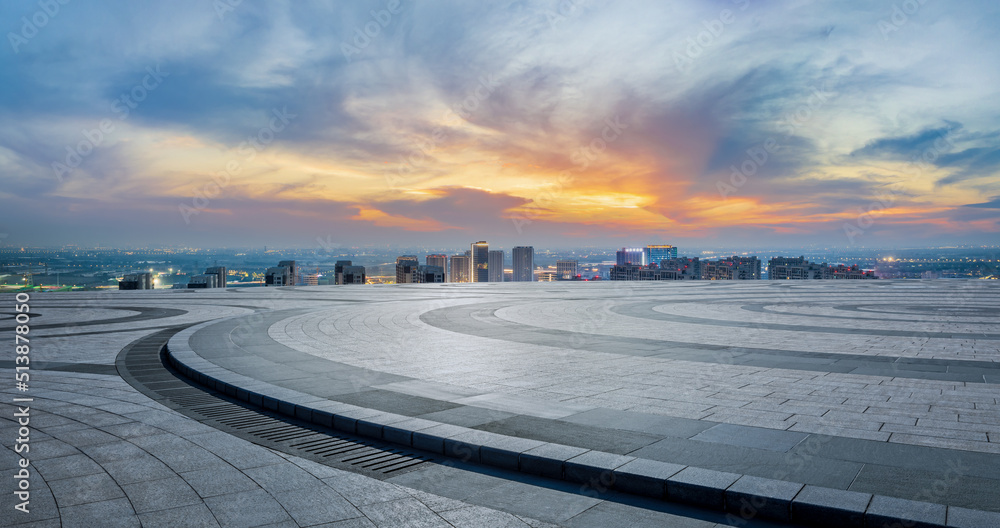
(3, 279, 1000, 527)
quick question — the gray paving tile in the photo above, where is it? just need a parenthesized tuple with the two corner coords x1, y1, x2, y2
(204, 489, 292, 527)
(359, 498, 452, 528)
(438, 505, 534, 527)
(121, 476, 202, 514)
(563, 501, 718, 528)
(100, 455, 177, 485)
(181, 465, 263, 498)
(691, 424, 808, 453)
(47, 472, 126, 507)
(272, 485, 362, 526)
(464, 481, 602, 524)
(59, 498, 138, 528)
(322, 472, 411, 506)
(866, 495, 947, 528)
(136, 503, 221, 528)
(32, 453, 104, 481)
(244, 461, 323, 492)
(476, 414, 661, 455)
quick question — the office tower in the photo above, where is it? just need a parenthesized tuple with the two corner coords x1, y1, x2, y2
(341, 265, 366, 284)
(278, 260, 298, 285)
(616, 247, 645, 265)
(556, 260, 578, 280)
(417, 265, 444, 283)
(334, 260, 352, 285)
(187, 274, 218, 288)
(450, 254, 471, 283)
(395, 255, 419, 284)
(470, 241, 489, 282)
(205, 266, 227, 288)
(512, 246, 534, 282)
(488, 250, 504, 282)
(644, 245, 677, 265)
(303, 273, 319, 286)
(265, 266, 290, 286)
(426, 254, 447, 278)
(118, 272, 152, 290)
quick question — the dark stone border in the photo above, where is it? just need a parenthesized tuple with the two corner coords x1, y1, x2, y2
(164, 322, 999, 528)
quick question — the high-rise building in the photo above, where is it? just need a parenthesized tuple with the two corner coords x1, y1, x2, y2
(395, 255, 419, 284)
(616, 247, 645, 265)
(488, 250, 504, 282)
(512, 246, 534, 282)
(556, 260, 578, 280)
(205, 266, 227, 288)
(703, 256, 760, 280)
(264, 266, 290, 286)
(470, 241, 489, 282)
(118, 272, 153, 290)
(187, 274, 218, 288)
(334, 260, 352, 285)
(426, 254, 447, 279)
(644, 245, 677, 265)
(450, 254, 471, 283)
(278, 260, 298, 285)
(659, 257, 703, 279)
(417, 265, 444, 283)
(341, 265, 366, 284)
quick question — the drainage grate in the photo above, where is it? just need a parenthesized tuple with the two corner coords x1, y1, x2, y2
(115, 327, 432, 478)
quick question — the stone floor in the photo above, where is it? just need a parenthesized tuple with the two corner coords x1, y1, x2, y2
(2, 279, 999, 525)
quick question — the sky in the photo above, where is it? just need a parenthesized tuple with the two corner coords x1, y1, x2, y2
(1, 0, 999, 250)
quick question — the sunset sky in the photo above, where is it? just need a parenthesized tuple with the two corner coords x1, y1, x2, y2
(2, 0, 999, 249)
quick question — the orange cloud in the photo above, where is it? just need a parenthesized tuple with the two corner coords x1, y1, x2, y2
(351, 206, 457, 231)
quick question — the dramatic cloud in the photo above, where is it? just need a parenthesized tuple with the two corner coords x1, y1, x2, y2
(1, 0, 999, 249)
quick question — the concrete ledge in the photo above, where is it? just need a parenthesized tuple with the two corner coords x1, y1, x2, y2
(163, 323, 998, 528)
(725, 475, 803, 523)
(667, 467, 741, 510)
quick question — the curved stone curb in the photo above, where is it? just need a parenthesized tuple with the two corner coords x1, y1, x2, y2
(166, 320, 1000, 528)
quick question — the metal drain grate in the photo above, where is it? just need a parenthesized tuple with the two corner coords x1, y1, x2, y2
(115, 327, 432, 478)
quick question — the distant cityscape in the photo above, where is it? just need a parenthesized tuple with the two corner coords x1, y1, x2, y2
(1, 243, 997, 292)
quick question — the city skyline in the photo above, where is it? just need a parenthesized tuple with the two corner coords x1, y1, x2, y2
(2, 2, 999, 249)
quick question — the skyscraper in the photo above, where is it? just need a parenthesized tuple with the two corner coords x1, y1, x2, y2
(334, 260, 352, 285)
(205, 266, 227, 288)
(512, 246, 534, 282)
(488, 250, 504, 282)
(278, 260, 298, 285)
(616, 247, 644, 265)
(556, 260, 578, 280)
(395, 255, 419, 284)
(426, 254, 447, 279)
(471, 241, 489, 283)
(450, 254, 471, 283)
(645, 245, 677, 265)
